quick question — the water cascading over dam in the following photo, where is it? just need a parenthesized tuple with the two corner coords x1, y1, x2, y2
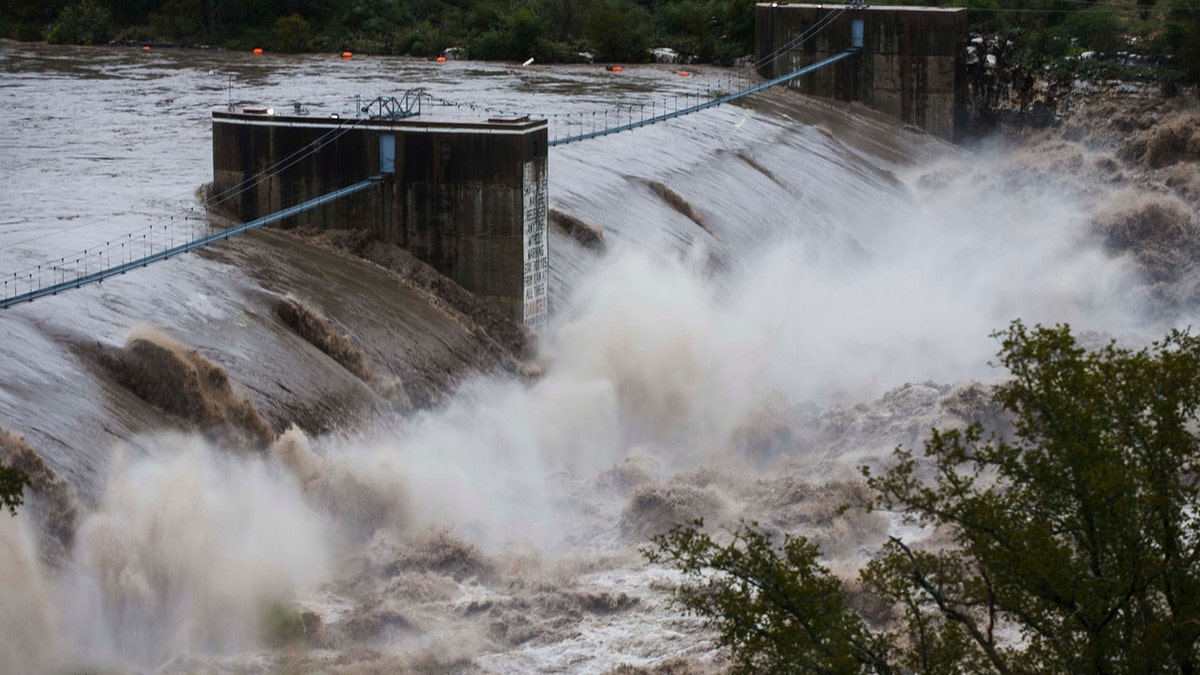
(2, 37, 1191, 674)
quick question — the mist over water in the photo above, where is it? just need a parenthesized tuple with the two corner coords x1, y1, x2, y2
(0, 41, 1190, 672)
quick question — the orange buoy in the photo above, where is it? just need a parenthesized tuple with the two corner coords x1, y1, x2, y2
(612, 66, 623, 72)
(679, 71, 690, 76)
(436, 56, 447, 62)
(253, 47, 263, 55)
(142, 45, 150, 51)
(341, 51, 353, 59)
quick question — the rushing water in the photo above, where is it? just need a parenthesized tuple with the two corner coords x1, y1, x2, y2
(0, 40, 1181, 673)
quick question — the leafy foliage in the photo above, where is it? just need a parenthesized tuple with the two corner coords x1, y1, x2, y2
(584, 0, 649, 62)
(0, 0, 757, 64)
(272, 13, 311, 53)
(0, 462, 30, 517)
(47, 0, 112, 45)
(1176, 5, 1200, 78)
(7, 0, 1199, 74)
(649, 322, 1200, 674)
(646, 520, 893, 674)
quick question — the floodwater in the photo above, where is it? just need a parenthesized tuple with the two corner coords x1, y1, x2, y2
(0, 40, 1182, 673)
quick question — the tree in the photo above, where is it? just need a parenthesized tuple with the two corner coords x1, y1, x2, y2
(646, 522, 894, 674)
(273, 12, 311, 52)
(584, 0, 648, 62)
(1177, 6, 1200, 79)
(46, 0, 113, 45)
(649, 322, 1200, 674)
(0, 463, 29, 516)
(504, 6, 543, 60)
(1056, 9, 1124, 54)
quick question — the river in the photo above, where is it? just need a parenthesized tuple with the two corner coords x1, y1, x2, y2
(0, 40, 1173, 673)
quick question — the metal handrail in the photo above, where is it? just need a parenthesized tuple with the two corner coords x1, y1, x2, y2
(1, 175, 388, 310)
(549, 49, 860, 147)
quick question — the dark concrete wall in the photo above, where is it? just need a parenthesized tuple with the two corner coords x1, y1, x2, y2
(756, 4, 968, 141)
(212, 113, 549, 326)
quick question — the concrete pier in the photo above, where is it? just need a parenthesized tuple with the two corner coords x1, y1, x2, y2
(756, 4, 968, 141)
(212, 111, 549, 329)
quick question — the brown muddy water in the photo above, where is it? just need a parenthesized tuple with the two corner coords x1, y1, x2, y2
(1, 40, 1196, 673)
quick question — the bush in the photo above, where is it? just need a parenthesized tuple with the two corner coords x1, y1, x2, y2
(1179, 10, 1200, 79)
(259, 598, 320, 646)
(1057, 9, 1124, 54)
(392, 20, 451, 57)
(468, 29, 506, 60)
(584, 0, 649, 62)
(46, 0, 112, 45)
(273, 13, 312, 53)
(12, 22, 42, 41)
(0, 463, 29, 516)
(505, 6, 543, 60)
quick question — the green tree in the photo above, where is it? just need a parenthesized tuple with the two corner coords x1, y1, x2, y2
(584, 0, 648, 62)
(273, 12, 311, 52)
(1177, 6, 1200, 79)
(647, 521, 894, 674)
(0, 463, 29, 516)
(6, 0, 67, 24)
(1056, 9, 1123, 54)
(505, 6, 543, 59)
(650, 322, 1200, 674)
(149, 0, 209, 41)
(47, 0, 113, 45)
(719, 0, 757, 59)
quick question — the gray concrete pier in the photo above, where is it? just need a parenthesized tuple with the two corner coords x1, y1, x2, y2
(756, 4, 968, 141)
(212, 111, 549, 329)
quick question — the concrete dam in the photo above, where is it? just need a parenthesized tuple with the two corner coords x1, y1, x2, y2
(2, 5, 966, 320)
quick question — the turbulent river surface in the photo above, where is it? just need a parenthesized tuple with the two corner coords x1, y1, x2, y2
(1, 39, 1196, 674)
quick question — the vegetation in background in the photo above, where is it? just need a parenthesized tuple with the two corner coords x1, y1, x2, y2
(649, 322, 1200, 673)
(3, 0, 1195, 76)
(0, 0, 755, 62)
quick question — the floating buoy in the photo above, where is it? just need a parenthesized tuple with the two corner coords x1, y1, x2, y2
(436, 56, 447, 62)
(341, 51, 353, 59)
(142, 45, 150, 51)
(679, 71, 690, 76)
(253, 47, 263, 55)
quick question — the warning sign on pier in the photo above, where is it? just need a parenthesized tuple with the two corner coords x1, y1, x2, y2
(522, 159, 549, 331)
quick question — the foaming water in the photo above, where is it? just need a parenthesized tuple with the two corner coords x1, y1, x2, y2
(0, 42, 1194, 673)
(0, 515, 62, 673)
(60, 435, 330, 669)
